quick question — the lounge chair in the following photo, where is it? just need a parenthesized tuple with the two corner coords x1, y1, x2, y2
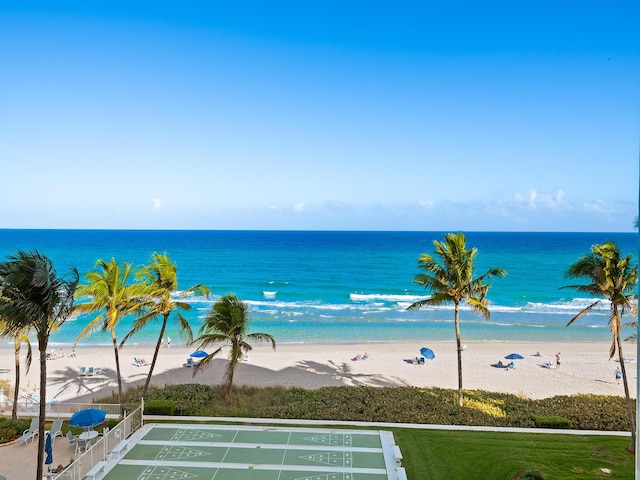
(183, 358, 196, 368)
(79, 366, 89, 376)
(16, 418, 38, 445)
(49, 419, 63, 445)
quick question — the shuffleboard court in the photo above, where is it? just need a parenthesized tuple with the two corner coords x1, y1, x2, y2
(98, 423, 406, 480)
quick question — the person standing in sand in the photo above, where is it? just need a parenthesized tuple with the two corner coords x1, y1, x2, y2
(555, 352, 561, 369)
(615, 366, 622, 385)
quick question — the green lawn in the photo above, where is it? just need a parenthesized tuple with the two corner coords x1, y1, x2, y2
(392, 428, 634, 480)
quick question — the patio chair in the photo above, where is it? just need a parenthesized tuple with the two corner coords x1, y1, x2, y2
(16, 418, 38, 445)
(66, 431, 79, 451)
(49, 419, 63, 445)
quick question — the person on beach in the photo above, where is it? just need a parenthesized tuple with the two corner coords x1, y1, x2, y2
(555, 352, 561, 369)
(615, 367, 622, 385)
(167, 336, 171, 348)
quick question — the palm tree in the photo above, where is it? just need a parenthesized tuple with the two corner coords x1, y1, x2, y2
(407, 232, 506, 406)
(562, 241, 637, 451)
(0, 317, 33, 421)
(0, 250, 78, 480)
(75, 258, 151, 406)
(11, 329, 32, 422)
(121, 252, 210, 397)
(191, 293, 276, 399)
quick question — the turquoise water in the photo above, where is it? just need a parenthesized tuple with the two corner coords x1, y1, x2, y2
(0, 230, 636, 346)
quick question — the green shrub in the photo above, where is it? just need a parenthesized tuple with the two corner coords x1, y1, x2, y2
(531, 415, 572, 429)
(0, 419, 29, 443)
(118, 384, 633, 432)
(145, 399, 177, 416)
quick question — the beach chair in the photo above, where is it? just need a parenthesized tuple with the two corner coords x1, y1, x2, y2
(49, 419, 63, 445)
(79, 366, 88, 376)
(16, 418, 38, 445)
(183, 358, 195, 368)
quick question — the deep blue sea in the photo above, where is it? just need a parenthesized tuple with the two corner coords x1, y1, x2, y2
(0, 230, 636, 347)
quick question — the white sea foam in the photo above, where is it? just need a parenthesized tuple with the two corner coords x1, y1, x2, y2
(350, 293, 426, 302)
(263, 291, 277, 298)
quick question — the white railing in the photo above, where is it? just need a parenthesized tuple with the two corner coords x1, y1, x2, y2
(52, 401, 144, 480)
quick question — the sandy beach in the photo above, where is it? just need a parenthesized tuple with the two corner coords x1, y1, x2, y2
(0, 340, 636, 406)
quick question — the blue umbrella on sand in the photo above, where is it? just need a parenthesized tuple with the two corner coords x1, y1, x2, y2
(504, 353, 524, 360)
(190, 350, 208, 359)
(69, 408, 107, 429)
(44, 433, 53, 466)
(419, 347, 435, 360)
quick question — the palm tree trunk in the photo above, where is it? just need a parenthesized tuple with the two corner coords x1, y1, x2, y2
(35, 339, 47, 480)
(223, 358, 237, 400)
(12, 336, 20, 422)
(143, 313, 169, 396)
(615, 332, 636, 451)
(454, 302, 463, 407)
(112, 331, 124, 406)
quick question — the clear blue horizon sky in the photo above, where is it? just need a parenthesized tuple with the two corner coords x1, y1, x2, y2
(1, 2, 639, 232)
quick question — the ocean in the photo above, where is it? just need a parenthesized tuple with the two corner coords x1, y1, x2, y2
(0, 230, 636, 347)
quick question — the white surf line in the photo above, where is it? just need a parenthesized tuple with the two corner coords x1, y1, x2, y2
(137, 439, 382, 453)
(117, 459, 387, 475)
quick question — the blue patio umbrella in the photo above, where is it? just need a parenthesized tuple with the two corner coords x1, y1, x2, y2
(69, 408, 107, 428)
(44, 433, 53, 466)
(419, 347, 435, 360)
(190, 350, 209, 359)
(504, 353, 524, 360)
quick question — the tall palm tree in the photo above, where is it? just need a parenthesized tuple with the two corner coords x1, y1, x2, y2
(121, 252, 210, 396)
(407, 232, 506, 406)
(11, 330, 32, 422)
(0, 317, 33, 421)
(562, 241, 637, 451)
(0, 250, 78, 480)
(75, 258, 151, 406)
(191, 294, 276, 399)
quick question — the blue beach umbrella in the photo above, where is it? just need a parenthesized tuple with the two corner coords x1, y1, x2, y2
(504, 353, 524, 360)
(419, 347, 435, 360)
(44, 433, 53, 466)
(69, 408, 107, 428)
(190, 350, 208, 359)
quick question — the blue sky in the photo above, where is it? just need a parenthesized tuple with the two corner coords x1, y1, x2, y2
(1, 2, 638, 231)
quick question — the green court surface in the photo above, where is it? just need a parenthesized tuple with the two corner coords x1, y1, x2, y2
(100, 424, 405, 480)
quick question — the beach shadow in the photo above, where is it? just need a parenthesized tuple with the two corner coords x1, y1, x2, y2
(298, 360, 400, 387)
(595, 379, 617, 385)
(49, 366, 128, 400)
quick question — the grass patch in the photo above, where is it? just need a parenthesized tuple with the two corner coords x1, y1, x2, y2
(392, 428, 634, 480)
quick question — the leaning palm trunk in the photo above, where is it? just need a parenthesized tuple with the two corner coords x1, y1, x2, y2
(111, 331, 124, 405)
(615, 329, 636, 451)
(143, 312, 170, 396)
(12, 337, 20, 422)
(454, 303, 464, 406)
(223, 357, 239, 399)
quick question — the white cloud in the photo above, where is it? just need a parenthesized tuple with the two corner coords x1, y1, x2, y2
(152, 198, 162, 211)
(293, 202, 305, 212)
(514, 189, 567, 209)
